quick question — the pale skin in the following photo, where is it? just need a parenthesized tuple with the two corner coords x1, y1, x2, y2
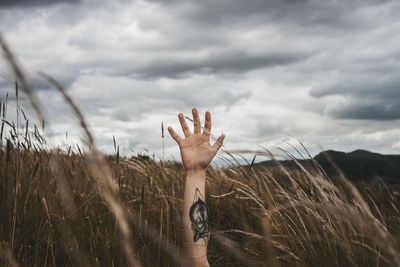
(168, 108, 225, 267)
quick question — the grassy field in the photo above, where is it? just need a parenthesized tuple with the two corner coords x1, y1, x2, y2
(0, 39, 399, 267)
(0, 108, 399, 267)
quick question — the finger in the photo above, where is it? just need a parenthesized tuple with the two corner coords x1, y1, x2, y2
(168, 127, 182, 144)
(211, 134, 225, 156)
(203, 111, 211, 136)
(192, 108, 201, 134)
(178, 112, 191, 137)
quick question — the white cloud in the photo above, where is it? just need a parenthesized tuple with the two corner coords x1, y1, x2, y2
(1, 0, 400, 162)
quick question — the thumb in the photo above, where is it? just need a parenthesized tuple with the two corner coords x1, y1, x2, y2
(211, 134, 225, 156)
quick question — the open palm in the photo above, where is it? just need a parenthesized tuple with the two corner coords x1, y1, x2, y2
(168, 108, 225, 171)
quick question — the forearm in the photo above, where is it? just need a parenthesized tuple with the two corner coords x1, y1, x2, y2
(183, 169, 210, 266)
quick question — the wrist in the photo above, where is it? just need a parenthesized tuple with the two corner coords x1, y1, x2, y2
(185, 168, 206, 177)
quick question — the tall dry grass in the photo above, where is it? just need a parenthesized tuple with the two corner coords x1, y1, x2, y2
(0, 36, 399, 266)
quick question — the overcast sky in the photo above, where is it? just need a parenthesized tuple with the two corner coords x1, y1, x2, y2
(1, 0, 399, 161)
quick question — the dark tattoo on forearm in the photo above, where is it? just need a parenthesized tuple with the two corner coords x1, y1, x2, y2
(189, 188, 209, 242)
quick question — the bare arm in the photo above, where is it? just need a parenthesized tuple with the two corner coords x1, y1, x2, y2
(168, 108, 225, 267)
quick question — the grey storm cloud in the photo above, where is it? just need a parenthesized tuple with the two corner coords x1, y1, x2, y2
(1, 0, 400, 156)
(0, 0, 79, 8)
(331, 101, 400, 120)
(310, 69, 400, 120)
(144, 0, 388, 30)
(126, 49, 309, 79)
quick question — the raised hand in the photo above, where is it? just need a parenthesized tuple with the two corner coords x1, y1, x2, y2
(168, 108, 225, 171)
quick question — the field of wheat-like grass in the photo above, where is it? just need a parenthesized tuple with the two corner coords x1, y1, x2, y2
(0, 128, 399, 266)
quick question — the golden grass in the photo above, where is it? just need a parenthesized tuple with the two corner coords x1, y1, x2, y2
(1, 143, 399, 266)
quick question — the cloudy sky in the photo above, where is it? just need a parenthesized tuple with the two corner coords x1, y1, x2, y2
(0, 0, 399, 161)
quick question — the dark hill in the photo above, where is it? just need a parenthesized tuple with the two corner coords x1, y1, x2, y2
(256, 150, 400, 183)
